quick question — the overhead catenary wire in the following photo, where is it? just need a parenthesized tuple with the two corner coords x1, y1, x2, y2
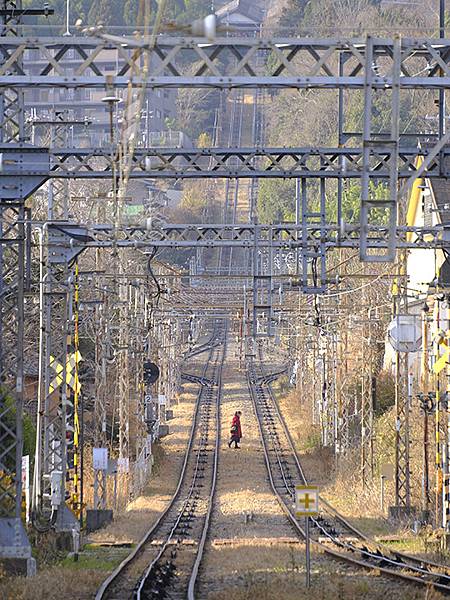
(147, 246, 162, 305)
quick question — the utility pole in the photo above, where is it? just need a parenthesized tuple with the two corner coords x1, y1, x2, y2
(444, 296, 450, 531)
(361, 303, 374, 487)
(117, 276, 131, 505)
(439, 0, 446, 139)
(93, 195, 109, 513)
(0, 0, 54, 575)
(420, 302, 431, 523)
(393, 252, 411, 513)
(129, 281, 147, 498)
(433, 297, 443, 527)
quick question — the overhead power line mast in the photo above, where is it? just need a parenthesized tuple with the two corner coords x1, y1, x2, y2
(0, 0, 53, 576)
(360, 36, 400, 262)
(109, 0, 166, 501)
(32, 110, 81, 537)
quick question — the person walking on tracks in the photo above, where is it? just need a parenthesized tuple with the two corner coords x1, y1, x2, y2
(228, 410, 242, 449)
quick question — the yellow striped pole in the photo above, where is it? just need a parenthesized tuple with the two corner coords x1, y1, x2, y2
(445, 300, 450, 531)
(422, 303, 430, 519)
(72, 260, 80, 519)
(434, 297, 442, 527)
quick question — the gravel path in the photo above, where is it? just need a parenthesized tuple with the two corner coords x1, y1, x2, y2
(197, 347, 301, 597)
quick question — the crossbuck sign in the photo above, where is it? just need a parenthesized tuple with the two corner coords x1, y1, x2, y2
(295, 485, 319, 517)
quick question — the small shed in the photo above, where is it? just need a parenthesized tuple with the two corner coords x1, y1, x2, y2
(215, 0, 264, 30)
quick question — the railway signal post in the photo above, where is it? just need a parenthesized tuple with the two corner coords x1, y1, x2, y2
(296, 485, 319, 588)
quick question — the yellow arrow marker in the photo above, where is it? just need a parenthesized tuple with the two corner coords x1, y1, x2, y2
(48, 352, 83, 393)
(433, 351, 450, 374)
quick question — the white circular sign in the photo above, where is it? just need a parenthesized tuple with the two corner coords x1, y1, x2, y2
(388, 314, 422, 353)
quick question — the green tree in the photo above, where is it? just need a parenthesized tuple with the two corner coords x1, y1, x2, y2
(257, 179, 296, 224)
(278, 0, 309, 32)
(88, 0, 126, 26)
(123, 0, 158, 26)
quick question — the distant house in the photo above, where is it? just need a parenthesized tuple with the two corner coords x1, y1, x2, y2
(380, 0, 417, 8)
(383, 153, 450, 376)
(215, 0, 264, 31)
(405, 158, 450, 298)
(26, 49, 178, 147)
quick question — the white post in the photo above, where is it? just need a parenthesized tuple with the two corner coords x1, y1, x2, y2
(64, 0, 71, 36)
(305, 516, 311, 588)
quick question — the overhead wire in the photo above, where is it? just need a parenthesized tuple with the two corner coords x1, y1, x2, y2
(147, 246, 162, 305)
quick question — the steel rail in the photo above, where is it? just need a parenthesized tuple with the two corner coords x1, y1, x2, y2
(256, 352, 450, 574)
(221, 89, 246, 277)
(263, 374, 450, 579)
(247, 356, 450, 594)
(186, 329, 225, 600)
(183, 330, 223, 360)
(95, 327, 224, 600)
(135, 338, 224, 599)
(258, 360, 450, 588)
(135, 333, 226, 599)
(255, 352, 448, 569)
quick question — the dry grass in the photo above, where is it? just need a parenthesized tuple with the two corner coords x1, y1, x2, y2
(275, 378, 441, 530)
(0, 566, 106, 600)
(273, 381, 450, 560)
(206, 577, 442, 600)
(201, 542, 435, 600)
(87, 383, 198, 545)
(0, 377, 201, 600)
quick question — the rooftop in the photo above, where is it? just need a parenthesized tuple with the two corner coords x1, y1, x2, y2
(216, 0, 264, 24)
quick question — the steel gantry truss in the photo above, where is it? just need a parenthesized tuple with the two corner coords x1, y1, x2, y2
(2, 35, 450, 89)
(32, 109, 82, 535)
(42, 221, 450, 252)
(2, 22, 450, 567)
(2, 145, 450, 180)
(33, 223, 80, 533)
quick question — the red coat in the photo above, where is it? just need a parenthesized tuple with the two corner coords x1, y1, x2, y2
(231, 414, 242, 438)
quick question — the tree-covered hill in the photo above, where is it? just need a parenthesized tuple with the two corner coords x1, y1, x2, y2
(24, 0, 213, 28)
(257, 0, 442, 224)
(277, 0, 440, 35)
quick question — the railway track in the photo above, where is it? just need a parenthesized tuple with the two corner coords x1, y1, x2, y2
(247, 352, 450, 595)
(95, 325, 226, 600)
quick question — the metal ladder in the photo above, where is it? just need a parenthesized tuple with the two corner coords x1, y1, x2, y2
(360, 35, 400, 262)
(301, 177, 327, 293)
